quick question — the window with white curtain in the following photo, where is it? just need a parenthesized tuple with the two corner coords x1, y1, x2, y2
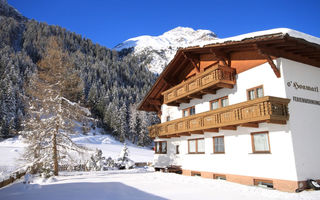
(197, 139, 205, 153)
(257, 87, 264, 98)
(247, 85, 264, 100)
(189, 140, 196, 153)
(188, 138, 205, 154)
(251, 132, 270, 153)
(210, 96, 229, 110)
(248, 90, 255, 100)
(213, 136, 225, 153)
(155, 141, 167, 154)
(211, 100, 219, 110)
(221, 98, 229, 107)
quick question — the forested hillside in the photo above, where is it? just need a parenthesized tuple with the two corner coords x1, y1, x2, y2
(0, 0, 158, 146)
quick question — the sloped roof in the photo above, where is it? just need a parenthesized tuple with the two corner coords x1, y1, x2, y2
(138, 29, 320, 112)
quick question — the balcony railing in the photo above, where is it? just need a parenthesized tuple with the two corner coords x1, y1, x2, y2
(149, 96, 290, 138)
(162, 65, 236, 106)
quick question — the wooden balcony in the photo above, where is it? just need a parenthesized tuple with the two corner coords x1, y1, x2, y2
(149, 96, 290, 138)
(162, 65, 236, 106)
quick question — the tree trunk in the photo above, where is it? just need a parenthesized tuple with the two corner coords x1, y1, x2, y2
(53, 130, 59, 176)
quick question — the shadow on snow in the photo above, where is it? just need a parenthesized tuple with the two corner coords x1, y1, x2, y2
(0, 181, 168, 200)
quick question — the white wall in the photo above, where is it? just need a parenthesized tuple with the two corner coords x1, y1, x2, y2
(157, 58, 320, 180)
(177, 60, 287, 116)
(282, 58, 320, 181)
(155, 124, 297, 180)
(160, 105, 180, 123)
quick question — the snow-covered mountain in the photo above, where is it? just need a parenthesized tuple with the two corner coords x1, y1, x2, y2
(114, 27, 218, 74)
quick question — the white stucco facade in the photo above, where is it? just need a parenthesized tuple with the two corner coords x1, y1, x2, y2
(154, 58, 320, 184)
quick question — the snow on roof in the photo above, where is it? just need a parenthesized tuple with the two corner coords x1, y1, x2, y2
(198, 28, 320, 48)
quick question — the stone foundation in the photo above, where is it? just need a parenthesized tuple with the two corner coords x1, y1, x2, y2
(181, 169, 318, 192)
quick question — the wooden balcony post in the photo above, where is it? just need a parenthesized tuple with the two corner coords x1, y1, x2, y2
(218, 69, 222, 80)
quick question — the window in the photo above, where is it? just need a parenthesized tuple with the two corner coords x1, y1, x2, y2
(191, 171, 201, 176)
(247, 85, 264, 100)
(221, 97, 229, 107)
(214, 174, 226, 180)
(210, 96, 229, 110)
(254, 179, 273, 189)
(155, 141, 167, 154)
(211, 100, 219, 110)
(176, 145, 180, 154)
(183, 109, 189, 117)
(251, 131, 270, 153)
(183, 106, 196, 117)
(166, 116, 170, 122)
(188, 138, 205, 154)
(190, 107, 196, 115)
(213, 136, 225, 153)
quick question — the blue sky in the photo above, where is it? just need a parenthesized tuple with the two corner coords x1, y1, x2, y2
(8, 0, 320, 48)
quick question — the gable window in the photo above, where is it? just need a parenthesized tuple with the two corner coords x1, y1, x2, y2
(155, 141, 167, 154)
(183, 106, 196, 117)
(210, 96, 229, 110)
(247, 85, 264, 100)
(251, 131, 270, 153)
(213, 136, 225, 153)
(188, 138, 205, 154)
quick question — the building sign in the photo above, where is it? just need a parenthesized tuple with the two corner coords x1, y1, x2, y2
(287, 81, 319, 93)
(293, 96, 320, 106)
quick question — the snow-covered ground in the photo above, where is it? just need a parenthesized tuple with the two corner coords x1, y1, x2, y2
(1, 135, 320, 199)
(71, 133, 153, 162)
(0, 136, 26, 179)
(1, 169, 320, 200)
(0, 133, 154, 180)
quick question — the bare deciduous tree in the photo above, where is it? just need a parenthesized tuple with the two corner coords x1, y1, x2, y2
(23, 37, 91, 176)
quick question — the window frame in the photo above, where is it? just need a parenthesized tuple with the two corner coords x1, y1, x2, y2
(251, 131, 271, 154)
(182, 106, 196, 117)
(188, 138, 205, 154)
(210, 96, 229, 110)
(176, 145, 180, 154)
(155, 141, 167, 154)
(254, 179, 273, 188)
(213, 174, 227, 180)
(213, 136, 225, 154)
(247, 85, 264, 101)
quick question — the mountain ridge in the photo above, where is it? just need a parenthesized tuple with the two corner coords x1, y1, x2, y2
(114, 27, 218, 74)
(0, 0, 25, 21)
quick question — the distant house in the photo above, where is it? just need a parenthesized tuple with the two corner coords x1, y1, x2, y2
(138, 28, 320, 192)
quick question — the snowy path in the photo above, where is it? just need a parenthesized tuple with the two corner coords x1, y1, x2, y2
(1, 169, 319, 200)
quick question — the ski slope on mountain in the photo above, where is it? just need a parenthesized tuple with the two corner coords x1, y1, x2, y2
(114, 27, 218, 74)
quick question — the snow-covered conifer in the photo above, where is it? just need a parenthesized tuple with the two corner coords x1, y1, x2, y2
(129, 103, 140, 144)
(115, 143, 134, 169)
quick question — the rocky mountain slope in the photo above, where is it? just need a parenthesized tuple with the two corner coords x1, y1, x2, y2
(114, 27, 218, 74)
